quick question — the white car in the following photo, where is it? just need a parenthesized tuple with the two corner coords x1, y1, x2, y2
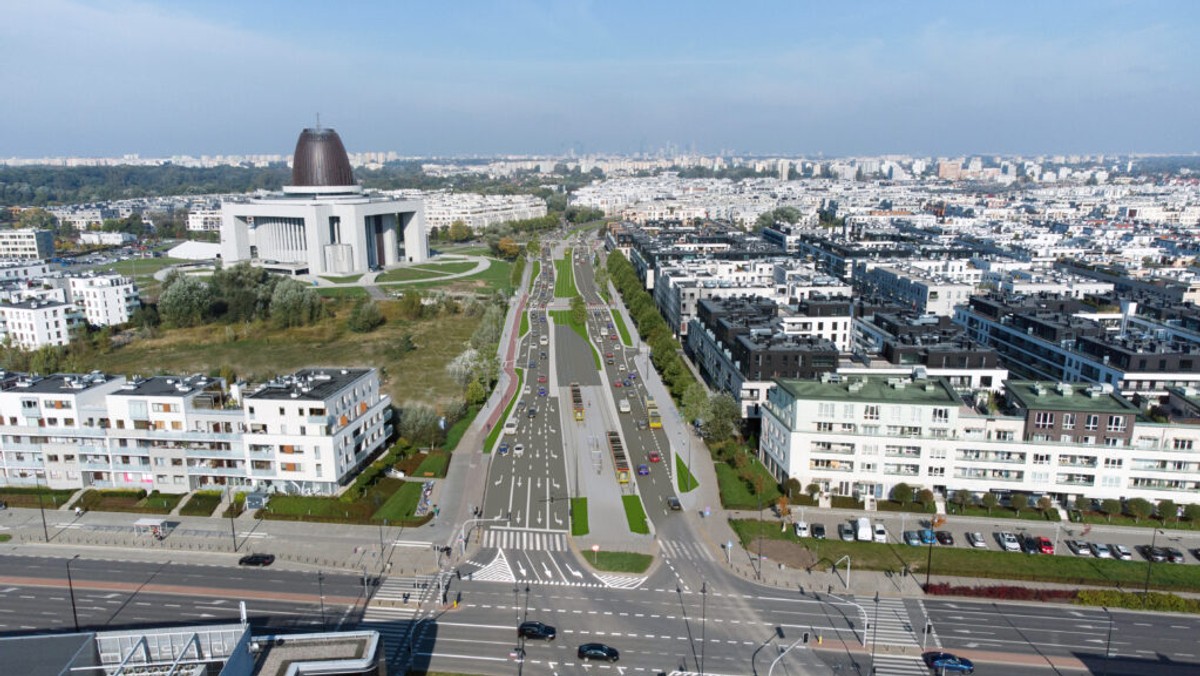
(1090, 542, 1112, 559)
(998, 532, 1021, 552)
(513, 444, 525, 457)
(503, 421, 518, 436)
(966, 532, 987, 548)
(794, 521, 810, 538)
(1109, 544, 1133, 561)
(873, 524, 888, 543)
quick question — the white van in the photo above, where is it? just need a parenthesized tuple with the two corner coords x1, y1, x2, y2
(503, 421, 518, 436)
(539, 335, 548, 346)
(618, 398, 631, 414)
(855, 517, 872, 542)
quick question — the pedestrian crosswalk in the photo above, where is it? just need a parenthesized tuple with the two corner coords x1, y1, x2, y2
(594, 574, 644, 589)
(869, 597, 919, 648)
(659, 539, 714, 561)
(868, 653, 928, 676)
(483, 528, 567, 551)
(360, 574, 441, 665)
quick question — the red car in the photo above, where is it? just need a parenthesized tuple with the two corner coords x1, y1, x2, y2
(613, 380, 623, 388)
(648, 451, 661, 463)
(1034, 536, 1054, 555)
(537, 375, 547, 383)
(609, 335, 618, 341)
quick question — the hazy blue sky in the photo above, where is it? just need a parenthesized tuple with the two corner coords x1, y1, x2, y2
(2, 0, 1198, 158)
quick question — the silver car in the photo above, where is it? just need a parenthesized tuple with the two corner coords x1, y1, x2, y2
(1090, 542, 1112, 559)
(1109, 544, 1133, 561)
(997, 531, 1021, 552)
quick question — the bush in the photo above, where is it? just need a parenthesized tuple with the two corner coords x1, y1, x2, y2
(1077, 589, 1200, 614)
(924, 583, 1078, 603)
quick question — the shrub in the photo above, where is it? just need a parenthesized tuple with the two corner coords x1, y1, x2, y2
(924, 583, 1078, 603)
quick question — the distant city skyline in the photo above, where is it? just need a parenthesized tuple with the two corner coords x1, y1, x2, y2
(2, 0, 1198, 158)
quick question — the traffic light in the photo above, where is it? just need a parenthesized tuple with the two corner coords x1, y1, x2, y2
(802, 632, 810, 644)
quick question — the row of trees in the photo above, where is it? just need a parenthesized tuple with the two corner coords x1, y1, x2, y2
(155, 263, 325, 329)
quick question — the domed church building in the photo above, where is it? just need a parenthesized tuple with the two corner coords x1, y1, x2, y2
(219, 126, 428, 275)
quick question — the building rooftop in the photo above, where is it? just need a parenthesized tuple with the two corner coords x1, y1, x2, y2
(1005, 380, 1141, 414)
(246, 367, 371, 402)
(109, 373, 215, 398)
(774, 374, 961, 405)
(2, 371, 116, 394)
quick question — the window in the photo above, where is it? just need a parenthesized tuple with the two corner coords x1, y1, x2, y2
(816, 422, 833, 432)
(929, 447, 947, 459)
(1033, 453, 1050, 465)
(817, 403, 835, 418)
(1107, 416, 1127, 433)
(1034, 411, 1055, 429)
(1173, 439, 1194, 451)
(1104, 457, 1123, 469)
(932, 408, 949, 423)
(1084, 414, 1099, 431)
(1062, 413, 1076, 430)
(1104, 437, 1120, 447)
(1101, 476, 1120, 488)
(864, 405, 879, 421)
(928, 467, 945, 477)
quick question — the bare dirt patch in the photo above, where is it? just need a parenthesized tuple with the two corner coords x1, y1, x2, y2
(749, 537, 819, 570)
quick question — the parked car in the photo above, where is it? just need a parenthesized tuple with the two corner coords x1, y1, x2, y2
(935, 531, 955, 546)
(965, 532, 987, 548)
(1090, 542, 1112, 559)
(922, 652, 975, 674)
(1065, 539, 1092, 556)
(1110, 544, 1133, 561)
(903, 530, 921, 547)
(518, 621, 557, 641)
(794, 522, 810, 538)
(919, 529, 936, 545)
(1141, 545, 1167, 562)
(577, 643, 619, 662)
(1033, 536, 1054, 555)
(997, 532, 1021, 552)
(873, 523, 888, 543)
(838, 522, 855, 541)
(811, 523, 826, 540)
(238, 554, 275, 567)
(1165, 547, 1186, 564)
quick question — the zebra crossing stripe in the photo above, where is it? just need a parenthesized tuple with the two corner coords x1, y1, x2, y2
(483, 529, 567, 551)
(867, 654, 928, 676)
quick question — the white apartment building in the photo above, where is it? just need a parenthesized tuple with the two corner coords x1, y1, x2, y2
(0, 260, 51, 282)
(0, 229, 54, 260)
(852, 262, 976, 316)
(0, 300, 76, 349)
(421, 193, 547, 231)
(0, 368, 393, 496)
(79, 232, 136, 246)
(187, 209, 224, 232)
(67, 273, 138, 327)
(760, 375, 1200, 507)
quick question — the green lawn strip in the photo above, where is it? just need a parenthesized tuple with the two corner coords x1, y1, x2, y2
(714, 461, 782, 510)
(76, 489, 182, 514)
(102, 257, 188, 276)
(178, 490, 223, 517)
(676, 454, 699, 493)
(1074, 512, 1198, 531)
(519, 310, 529, 338)
(728, 518, 1200, 591)
(531, 261, 541, 286)
(404, 258, 513, 295)
(611, 310, 633, 346)
(622, 495, 650, 534)
(0, 534, 10, 543)
(952, 505, 1062, 522)
(442, 405, 479, 452)
(0, 487, 76, 509)
(408, 261, 477, 274)
(484, 367, 524, 453)
(316, 286, 369, 298)
(571, 497, 589, 536)
(320, 274, 363, 284)
(222, 492, 247, 518)
(548, 309, 602, 369)
(413, 451, 451, 478)
(371, 481, 426, 522)
(586, 550, 653, 573)
(874, 501, 937, 515)
(553, 253, 576, 298)
(378, 267, 443, 283)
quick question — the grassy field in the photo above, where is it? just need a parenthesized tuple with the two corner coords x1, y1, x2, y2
(622, 495, 650, 534)
(875, 500, 938, 515)
(178, 491, 223, 517)
(86, 299, 477, 407)
(519, 311, 529, 338)
(262, 478, 429, 526)
(715, 461, 782, 510)
(951, 504, 1061, 522)
(403, 258, 513, 296)
(413, 451, 451, 478)
(611, 310, 632, 346)
(587, 551, 653, 573)
(412, 261, 478, 275)
(531, 261, 541, 285)
(729, 519, 1200, 591)
(549, 310, 602, 369)
(371, 481, 425, 522)
(320, 274, 363, 284)
(484, 367, 524, 453)
(676, 454, 699, 493)
(553, 252, 576, 298)
(76, 489, 183, 514)
(571, 497, 589, 536)
(102, 257, 188, 277)
(378, 267, 443, 283)
(442, 405, 479, 452)
(1074, 512, 1199, 531)
(0, 487, 76, 509)
(315, 286, 369, 299)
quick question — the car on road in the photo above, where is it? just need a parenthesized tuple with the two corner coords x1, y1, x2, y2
(504, 421, 518, 435)
(1065, 539, 1092, 556)
(637, 464, 650, 476)
(518, 621, 557, 641)
(527, 360, 536, 368)
(965, 532, 987, 548)
(513, 444, 525, 457)
(527, 407, 537, 418)
(613, 380, 623, 388)
(794, 522, 810, 538)
(1141, 545, 1167, 562)
(537, 375, 547, 383)
(606, 353, 614, 359)
(537, 387, 547, 397)
(1166, 547, 1186, 564)
(997, 532, 1021, 551)
(609, 335, 618, 341)
(606, 357, 614, 365)
(935, 531, 955, 546)
(498, 443, 510, 456)
(667, 496, 682, 511)
(1090, 542, 1112, 558)
(636, 419, 648, 430)
(838, 522, 855, 541)
(903, 530, 921, 547)
(922, 651, 974, 674)
(578, 643, 619, 662)
(919, 529, 935, 545)
(873, 523, 888, 543)
(1110, 544, 1133, 561)
(628, 371, 638, 379)
(238, 554, 275, 567)
(648, 451, 661, 463)
(811, 523, 826, 539)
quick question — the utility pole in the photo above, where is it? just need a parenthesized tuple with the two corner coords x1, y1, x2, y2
(66, 555, 80, 632)
(36, 474, 50, 543)
(227, 485, 238, 552)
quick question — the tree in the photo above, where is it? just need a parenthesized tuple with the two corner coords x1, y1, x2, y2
(890, 482, 913, 505)
(917, 488, 935, 508)
(776, 496, 790, 518)
(347, 300, 385, 333)
(398, 290, 424, 320)
(782, 478, 801, 500)
(569, 294, 586, 327)
(16, 207, 56, 230)
(981, 492, 999, 515)
(753, 206, 802, 232)
(448, 220, 472, 242)
(705, 393, 742, 440)
(1010, 493, 1028, 516)
(1073, 495, 1091, 513)
(1101, 498, 1122, 523)
(1037, 496, 1054, 514)
(398, 404, 442, 450)
(952, 489, 972, 512)
(269, 278, 324, 328)
(805, 482, 821, 500)
(1157, 499, 1178, 523)
(1184, 503, 1200, 523)
(158, 275, 211, 328)
(1126, 497, 1154, 524)
(496, 236, 521, 259)
(681, 382, 710, 425)
(464, 380, 488, 406)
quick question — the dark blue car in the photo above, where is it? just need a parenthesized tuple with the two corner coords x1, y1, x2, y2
(922, 652, 974, 674)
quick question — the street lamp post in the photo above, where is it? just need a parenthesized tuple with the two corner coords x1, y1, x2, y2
(36, 473, 50, 542)
(870, 592, 880, 675)
(227, 485, 238, 552)
(1102, 607, 1116, 676)
(1143, 529, 1163, 601)
(924, 534, 935, 590)
(757, 493, 763, 580)
(317, 571, 326, 630)
(700, 582, 708, 676)
(66, 554, 80, 632)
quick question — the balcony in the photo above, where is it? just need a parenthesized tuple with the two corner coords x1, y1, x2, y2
(186, 465, 243, 476)
(811, 442, 855, 455)
(1058, 458, 1098, 469)
(250, 467, 275, 478)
